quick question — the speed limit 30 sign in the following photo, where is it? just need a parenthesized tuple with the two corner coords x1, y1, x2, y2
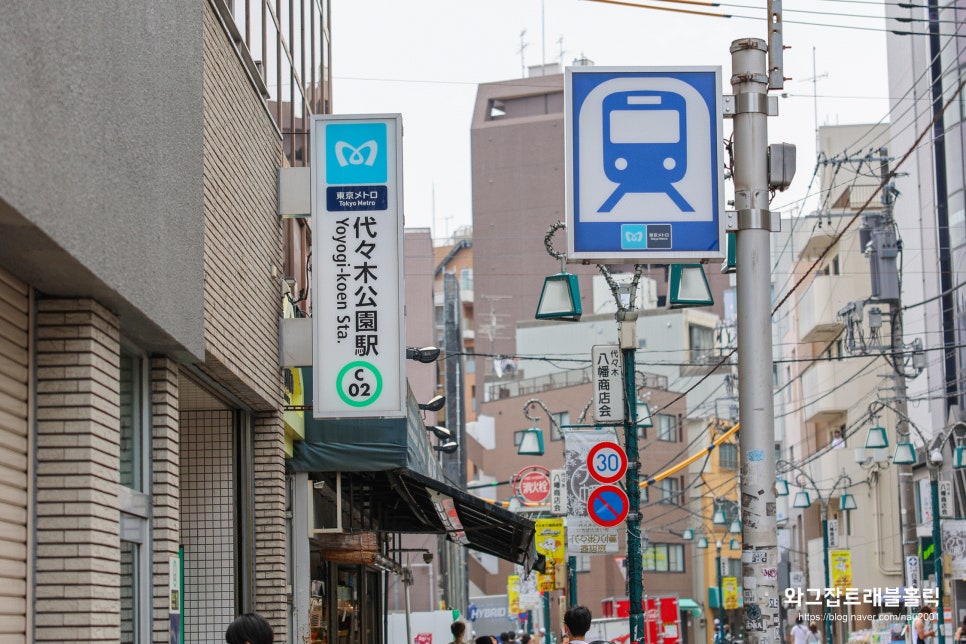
(587, 441, 628, 484)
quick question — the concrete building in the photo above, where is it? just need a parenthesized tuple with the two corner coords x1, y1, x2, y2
(885, 5, 966, 625)
(0, 2, 334, 641)
(776, 124, 906, 642)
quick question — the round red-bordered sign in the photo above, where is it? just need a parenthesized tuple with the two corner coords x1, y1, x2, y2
(587, 441, 628, 484)
(587, 485, 629, 527)
(517, 470, 552, 504)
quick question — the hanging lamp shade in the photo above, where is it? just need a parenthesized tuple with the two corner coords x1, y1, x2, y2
(696, 536, 709, 549)
(892, 441, 917, 465)
(682, 528, 695, 541)
(865, 425, 889, 449)
(517, 427, 545, 456)
(793, 491, 812, 509)
(535, 273, 582, 321)
(776, 478, 790, 497)
(955, 446, 966, 469)
(839, 493, 857, 511)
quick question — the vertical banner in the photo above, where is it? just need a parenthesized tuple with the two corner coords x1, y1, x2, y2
(169, 553, 182, 644)
(592, 345, 624, 423)
(829, 550, 852, 591)
(508, 575, 520, 614)
(564, 429, 621, 555)
(535, 518, 566, 592)
(311, 114, 406, 418)
(723, 577, 739, 609)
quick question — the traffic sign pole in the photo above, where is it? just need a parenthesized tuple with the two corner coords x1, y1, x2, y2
(620, 313, 644, 644)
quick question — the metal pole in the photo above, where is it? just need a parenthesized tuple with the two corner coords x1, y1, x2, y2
(821, 506, 832, 644)
(716, 544, 725, 638)
(731, 38, 779, 644)
(544, 591, 552, 644)
(931, 471, 945, 644)
(621, 310, 643, 643)
(878, 150, 920, 627)
(568, 556, 578, 607)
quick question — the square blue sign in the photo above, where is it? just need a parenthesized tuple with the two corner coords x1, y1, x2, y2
(325, 122, 388, 185)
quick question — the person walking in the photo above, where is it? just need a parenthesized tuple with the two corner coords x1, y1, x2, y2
(788, 616, 809, 644)
(563, 605, 593, 644)
(914, 608, 937, 644)
(806, 622, 821, 644)
(953, 616, 966, 644)
(225, 613, 274, 644)
(449, 622, 467, 644)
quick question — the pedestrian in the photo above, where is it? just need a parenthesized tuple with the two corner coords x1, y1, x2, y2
(564, 605, 593, 644)
(954, 616, 966, 644)
(225, 613, 274, 644)
(475, 636, 492, 644)
(788, 616, 809, 644)
(914, 608, 936, 644)
(521, 634, 532, 644)
(449, 621, 467, 644)
(807, 622, 821, 644)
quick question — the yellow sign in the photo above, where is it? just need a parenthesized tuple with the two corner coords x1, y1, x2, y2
(508, 575, 520, 614)
(535, 518, 565, 592)
(723, 577, 739, 610)
(830, 550, 852, 591)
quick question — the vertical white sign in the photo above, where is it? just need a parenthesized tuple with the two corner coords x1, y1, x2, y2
(827, 519, 839, 548)
(939, 481, 953, 518)
(592, 345, 624, 423)
(311, 114, 406, 418)
(551, 469, 568, 516)
(905, 555, 921, 590)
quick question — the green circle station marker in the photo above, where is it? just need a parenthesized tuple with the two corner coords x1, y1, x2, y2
(336, 361, 383, 407)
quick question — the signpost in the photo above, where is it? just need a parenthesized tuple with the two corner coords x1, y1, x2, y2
(587, 486, 629, 527)
(565, 67, 725, 263)
(592, 345, 624, 423)
(311, 114, 406, 418)
(587, 441, 628, 484)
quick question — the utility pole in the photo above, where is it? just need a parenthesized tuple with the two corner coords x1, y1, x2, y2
(731, 38, 781, 644)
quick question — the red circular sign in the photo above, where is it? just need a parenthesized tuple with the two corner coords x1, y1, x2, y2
(517, 470, 552, 504)
(587, 441, 628, 484)
(587, 485, 629, 527)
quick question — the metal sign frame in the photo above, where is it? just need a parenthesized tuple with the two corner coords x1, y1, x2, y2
(565, 66, 725, 263)
(311, 113, 406, 418)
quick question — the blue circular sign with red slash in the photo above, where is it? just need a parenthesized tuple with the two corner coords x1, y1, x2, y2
(587, 485, 629, 527)
(587, 441, 628, 484)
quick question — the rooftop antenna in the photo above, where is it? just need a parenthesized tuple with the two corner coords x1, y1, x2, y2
(557, 35, 565, 66)
(804, 47, 828, 146)
(518, 30, 528, 77)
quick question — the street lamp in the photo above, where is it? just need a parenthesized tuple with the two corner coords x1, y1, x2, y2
(865, 405, 966, 644)
(519, 399, 562, 457)
(779, 461, 855, 644)
(537, 221, 648, 643)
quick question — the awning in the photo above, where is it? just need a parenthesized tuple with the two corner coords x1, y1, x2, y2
(678, 598, 702, 617)
(288, 370, 536, 569)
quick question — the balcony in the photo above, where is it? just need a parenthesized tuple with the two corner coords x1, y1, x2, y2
(797, 275, 848, 343)
(801, 362, 849, 425)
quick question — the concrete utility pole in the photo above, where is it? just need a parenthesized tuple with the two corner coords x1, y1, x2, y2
(731, 38, 781, 644)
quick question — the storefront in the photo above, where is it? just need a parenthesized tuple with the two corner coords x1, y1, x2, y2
(288, 373, 537, 644)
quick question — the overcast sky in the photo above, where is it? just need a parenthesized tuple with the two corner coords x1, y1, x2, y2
(330, 0, 890, 238)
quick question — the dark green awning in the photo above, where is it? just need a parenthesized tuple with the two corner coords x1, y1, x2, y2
(288, 370, 536, 568)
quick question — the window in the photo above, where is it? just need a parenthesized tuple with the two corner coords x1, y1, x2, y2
(460, 268, 473, 291)
(574, 554, 592, 573)
(722, 557, 741, 577)
(551, 411, 569, 441)
(466, 358, 476, 374)
(719, 443, 738, 470)
(119, 347, 152, 643)
(689, 324, 715, 363)
(657, 414, 678, 442)
(642, 544, 685, 572)
(659, 477, 680, 504)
